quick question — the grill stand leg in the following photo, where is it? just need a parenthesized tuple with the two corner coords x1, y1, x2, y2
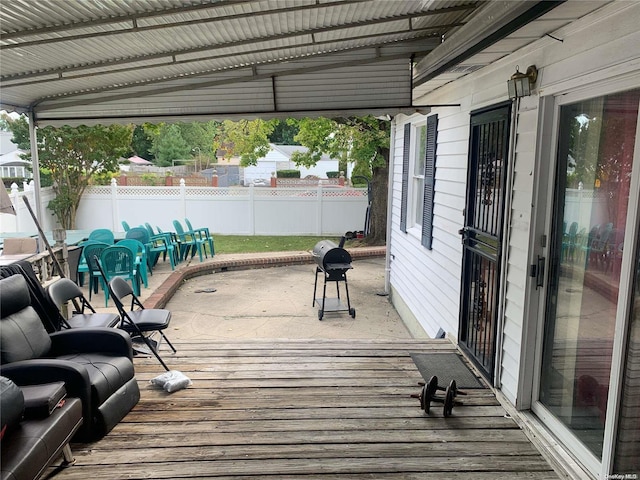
(321, 273, 328, 320)
(313, 267, 320, 306)
(343, 274, 351, 309)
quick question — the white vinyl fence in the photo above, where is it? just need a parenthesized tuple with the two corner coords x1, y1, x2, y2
(76, 180, 368, 236)
(0, 183, 57, 234)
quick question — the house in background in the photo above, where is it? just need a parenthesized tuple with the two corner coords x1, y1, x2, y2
(242, 144, 340, 185)
(0, 131, 30, 180)
(387, 2, 639, 479)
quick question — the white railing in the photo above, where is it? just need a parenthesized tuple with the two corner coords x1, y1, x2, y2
(76, 179, 368, 235)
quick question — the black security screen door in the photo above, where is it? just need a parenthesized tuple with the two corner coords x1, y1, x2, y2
(459, 105, 511, 382)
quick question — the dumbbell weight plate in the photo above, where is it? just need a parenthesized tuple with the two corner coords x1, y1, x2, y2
(423, 376, 439, 414)
(443, 385, 455, 417)
(448, 379, 457, 396)
(419, 384, 427, 411)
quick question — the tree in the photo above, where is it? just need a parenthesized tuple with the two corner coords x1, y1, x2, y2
(214, 119, 278, 166)
(150, 124, 191, 167)
(4, 114, 30, 149)
(144, 122, 219, 168)
(131, 125, 155, 161)
(215, 116, 390, 245)
(290, 116, 390, 245)
(8, 119, 132, 229)
(0, 113, 11, 131)
(179, 121, 220, 169)
(269, 120, 300, 145)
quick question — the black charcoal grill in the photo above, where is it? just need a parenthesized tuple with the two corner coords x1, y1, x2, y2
(312, 238, 355, 320)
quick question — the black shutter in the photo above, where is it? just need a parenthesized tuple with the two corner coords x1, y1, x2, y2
(421, 114, 438, 249)
(400, 123, 411, 233)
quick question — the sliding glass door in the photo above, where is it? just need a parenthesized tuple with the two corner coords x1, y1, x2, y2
(537, 88, 640, 468)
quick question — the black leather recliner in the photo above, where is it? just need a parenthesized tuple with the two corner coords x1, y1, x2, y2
(0, 275, 140, 442)
(1, 376, 83, 480)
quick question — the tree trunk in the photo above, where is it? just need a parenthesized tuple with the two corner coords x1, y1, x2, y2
(365, 146, 389, 245)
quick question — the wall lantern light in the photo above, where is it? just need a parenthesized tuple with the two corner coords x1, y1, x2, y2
(507, 65, 538, 99)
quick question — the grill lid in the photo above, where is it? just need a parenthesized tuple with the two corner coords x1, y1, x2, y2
(312, 240, 352, 272)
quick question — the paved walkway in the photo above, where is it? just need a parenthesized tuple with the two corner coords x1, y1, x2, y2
(87, 247, 412, 341)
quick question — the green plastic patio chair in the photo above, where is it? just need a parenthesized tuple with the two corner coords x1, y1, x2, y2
(88, 228, 115, 244)
(81, 241, 110, 303)
(126, 227, 176, 271)
(144, 223, 179, 267)
(184, 218, 214, 256)
(173, 220, 206, 262)
(117, 238, 149, 288)
(99, 245, 140, 307)
(156, 226, 182, 266)
(76, 240, 106, 287)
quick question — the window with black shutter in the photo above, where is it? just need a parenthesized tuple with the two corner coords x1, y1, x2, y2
(421, 114, 438, 249)
(400, 123, 411, 233)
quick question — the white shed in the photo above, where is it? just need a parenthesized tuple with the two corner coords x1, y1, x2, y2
(242, 144, 339, 185)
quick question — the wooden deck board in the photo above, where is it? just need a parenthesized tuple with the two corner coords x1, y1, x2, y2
(49, 339, 560, 479)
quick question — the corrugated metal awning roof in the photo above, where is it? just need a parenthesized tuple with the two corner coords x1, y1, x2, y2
(0, 0, 476, 125)
(0, 0, 611, 126)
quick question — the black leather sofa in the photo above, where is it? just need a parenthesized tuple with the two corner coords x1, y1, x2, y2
(1, 376, 83, 480)
(0, 274, 140, 442)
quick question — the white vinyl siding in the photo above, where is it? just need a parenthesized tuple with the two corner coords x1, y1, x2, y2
(499, 99, 539, 403)
(389, 1, 640, 406)
(390, 108, 468, 338)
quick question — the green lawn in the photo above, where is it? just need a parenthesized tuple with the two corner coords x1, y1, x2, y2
(213, 235, 343, 254)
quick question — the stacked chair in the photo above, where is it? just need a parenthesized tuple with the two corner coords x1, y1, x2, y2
(117, 238, 150, 288)
(184, 218, 215, 256)
(79, 241, 110, 301)
(156, 226, 182, 264)
(87, 228, 115, 244)
(75, 228, 116, 287)
(99, 245, 140, 307)
(126, 226, 177, 272)
(145, 223, 179, 268)
(172, 220, 207, 262)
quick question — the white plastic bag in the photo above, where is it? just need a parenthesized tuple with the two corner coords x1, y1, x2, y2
(150, 370, 192, 393)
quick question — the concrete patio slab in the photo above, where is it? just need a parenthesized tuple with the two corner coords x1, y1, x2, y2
(85, 248, 413, 341)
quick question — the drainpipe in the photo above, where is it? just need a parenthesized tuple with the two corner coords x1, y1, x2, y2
(494, 98, 520, 389)
(27, 111, 43, 226)
(384, 117, 397, 294)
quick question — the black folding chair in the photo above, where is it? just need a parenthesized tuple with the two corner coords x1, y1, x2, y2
(95, 257, 176, 371)
(48, 278, 120, 329)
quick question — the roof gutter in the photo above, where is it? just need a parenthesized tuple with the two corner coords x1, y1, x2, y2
(413, 0, 565, 87)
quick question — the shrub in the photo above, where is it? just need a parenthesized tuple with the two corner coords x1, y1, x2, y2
(351, 177, 369, 187)
(40, 171, 53, 187)
(141, 173, 160, 185)
(2, 177, 27, 189)
(326, 171, 341, 179)
(277, 169, 300, 178)
(91, 171, 118, 185)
